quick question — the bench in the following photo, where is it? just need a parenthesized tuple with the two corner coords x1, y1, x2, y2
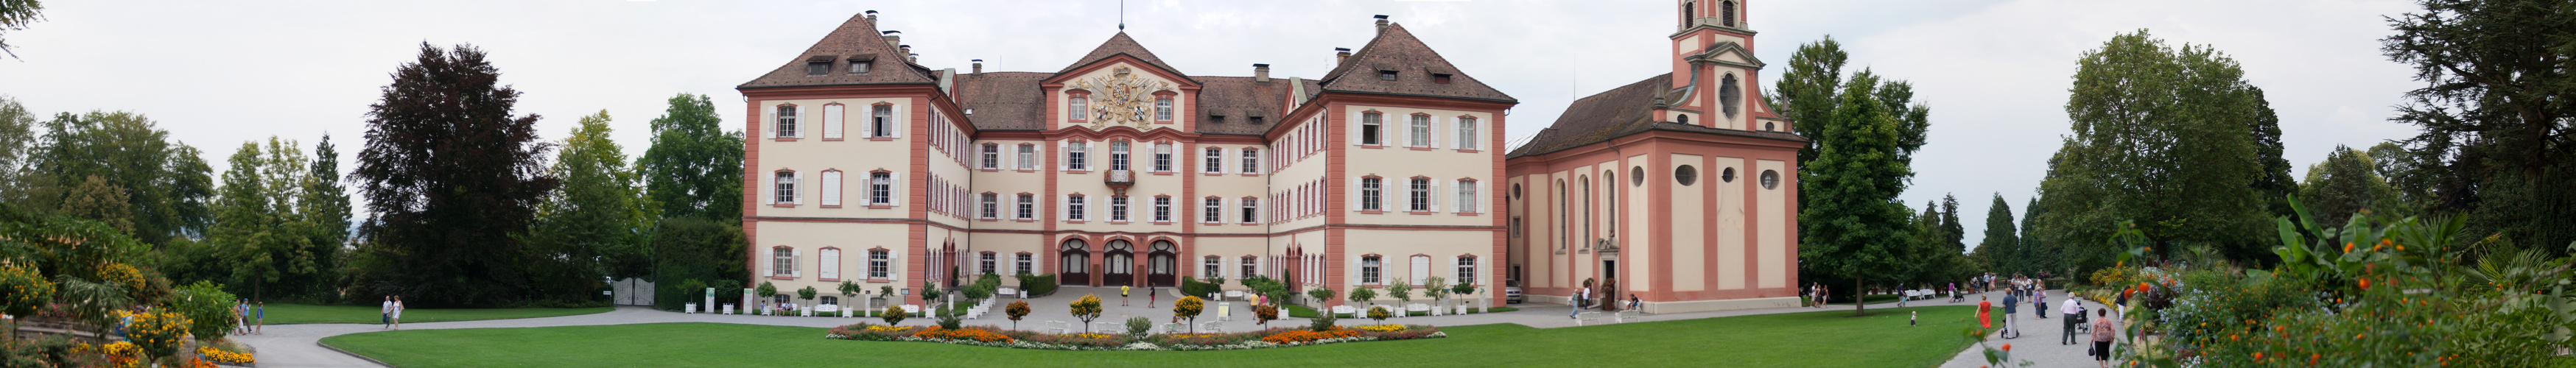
(1614, 310, 1641, 323)
(1576, 311, 1604, 326)
(1331, 305, 1357, 318)
(1406, 303, 1431, 317)
(1043, 321, 1070, 334)
(1199, 320, 1226, 333)
(902, 305, 922, 317)
(1092, 322, 1124, 334)
(1162, 322, 1187, 334)
(1224, 290, 1244, 300)
(999, 288, 1017, 298)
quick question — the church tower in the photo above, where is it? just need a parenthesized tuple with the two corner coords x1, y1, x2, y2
(1664, 0, 1777, 132)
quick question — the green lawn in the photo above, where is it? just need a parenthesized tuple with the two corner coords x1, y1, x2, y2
(256, 304, 612, 325)
(323, 305, 1982, 367)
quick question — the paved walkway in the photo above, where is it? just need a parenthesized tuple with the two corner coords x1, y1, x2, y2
(1934, 289, 2126, 368)
(241, 286, 2038, 367)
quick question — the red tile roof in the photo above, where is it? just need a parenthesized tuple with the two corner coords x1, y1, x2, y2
(1316, 24, 1514, 103)
(738, 13, 938, 89)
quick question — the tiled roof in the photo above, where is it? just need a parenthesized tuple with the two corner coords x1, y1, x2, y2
(1191, 76, 1291, 135)
(1056, 32, 1187, 79)
(1506, 74, 1805, 158)
(739, 13, 939, 89)
(953, 72, 1051, 131)
(1316, 24, 1514, 102)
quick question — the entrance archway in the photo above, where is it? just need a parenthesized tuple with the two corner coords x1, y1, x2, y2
(1059, 239, 1090, 286)
(1147, 241, 1177, 287)
(1103, 240, 1135, 287)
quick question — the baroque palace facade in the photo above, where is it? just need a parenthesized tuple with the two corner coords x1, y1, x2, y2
(741, 1, 1799, 314)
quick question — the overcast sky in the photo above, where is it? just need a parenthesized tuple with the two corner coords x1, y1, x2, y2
(0, 0, 2425, 250)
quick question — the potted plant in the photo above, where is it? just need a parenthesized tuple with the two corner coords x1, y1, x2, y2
(837, 280, 861, 316)
(1347, 286, 1378, 314)
(1423, 276, 1448, 314)
(1386, 278, 1413, 314)
(796, 286, 819, 316)
(755, 282, 778, 315)
(1366, 305, 1392, 325)
(1450, 282, 1479, 313)
(1307, 287, 1336, 309)
(880, 304, 906, 326)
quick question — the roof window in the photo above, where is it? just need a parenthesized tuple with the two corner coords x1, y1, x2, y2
(804, 55, 835, 76)
(848, 55, 875, 74)
(1432, 73, 1453, 84)
(1378, 70, 1398, 81)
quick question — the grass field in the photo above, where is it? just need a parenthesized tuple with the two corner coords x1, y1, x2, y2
(323, 305, 1982, 367)
(256, 304, 612, 325)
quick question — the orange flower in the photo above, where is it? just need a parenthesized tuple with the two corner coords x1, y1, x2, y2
(2255, 352, 2264, 360)
(2359, 277, 2371, 290)
(2311, 353, 2320, 365)
(2345, 242, 2355, 252)
(2002, 344, 2012, 351)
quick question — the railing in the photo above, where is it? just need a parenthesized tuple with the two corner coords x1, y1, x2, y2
(1104, 169, 1135, 187)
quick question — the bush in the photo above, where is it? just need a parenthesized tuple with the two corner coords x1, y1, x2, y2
(1307, 287, 1336, 306)
(1070, 294, 1103, 332)
(1005, 300, 1031, 329)
(935, 306, 962, 329)
(1310, 313, 1337, 331)
(126, 311, 189, 360)
(1366, 305, 1391, 324)
(1173, 296, 1204, 331)
(0, 266, 55, 316)
(880, 305, 906, 326)
(1252, 304, 1279, 325)
(1182, 277, 1223, 299)
(1016, 273, 1058, 297)
(169, 281, 234, 342)
(1124, 316, 1152, 336)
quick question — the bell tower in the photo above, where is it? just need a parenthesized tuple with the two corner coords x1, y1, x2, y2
(1668, 0, 1763, 130)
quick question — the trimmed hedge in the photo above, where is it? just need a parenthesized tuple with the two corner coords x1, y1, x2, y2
(1015, 274, 1057, 297)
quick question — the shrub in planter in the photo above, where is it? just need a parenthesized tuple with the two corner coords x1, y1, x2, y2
(1125, 316, 1152, 336)
(1307, 287, 1336, 307)
(1252, 304, 1279, 326)
(1173, 296, 1204, 332)
(880, 305, 906, 326)
(1366, 305, 1392, 324)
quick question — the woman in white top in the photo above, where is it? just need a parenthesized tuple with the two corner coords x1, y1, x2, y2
(391, 297, 406, 330)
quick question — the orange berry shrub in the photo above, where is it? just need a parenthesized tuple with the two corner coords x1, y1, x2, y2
(2113, 199, 2576, 367)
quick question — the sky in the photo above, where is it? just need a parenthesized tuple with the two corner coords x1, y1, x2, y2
(0, 0, 2427, 250)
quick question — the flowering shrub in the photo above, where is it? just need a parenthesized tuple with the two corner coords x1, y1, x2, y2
(913, 326, 1014, 343)
(1260, 328, 1362, 344)
(182, 357, 219, 368)
(0, 266, 55, 316)
(197, 346, 254, 364)
(126, 311, 190, 359)
(1353, 324, 1406, 332)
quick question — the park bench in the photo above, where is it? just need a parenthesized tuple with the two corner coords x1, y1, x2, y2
(999, 287, 1017, 299)
(1331, 305, 1357, 319)
(902, 304, 922, 317)
(1162, 322, 1187, 334)
(1576, 311, 1604, 326)
(816, 304, 839, 317)
(1224, 290, 1244, 300)
(1043, 321, 1070, 334)
(1406, 303, 1431, 317)
(1199, 320, 1226, 333)
(1092, 322, 1124, 334)
(1614, 310, 1641, 323)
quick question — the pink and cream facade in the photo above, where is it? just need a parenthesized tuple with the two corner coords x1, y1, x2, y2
(738, 13, 1515, 308)
(1503, 0, 1808, 313)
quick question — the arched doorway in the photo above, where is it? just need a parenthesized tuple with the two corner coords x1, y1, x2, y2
(1059, 239, 1090, 286)
(1103, 240, 1135, 286)
(1147, 241, 1177, 287)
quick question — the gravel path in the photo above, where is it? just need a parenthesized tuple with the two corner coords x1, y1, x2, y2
(241, 286, 1948, 367)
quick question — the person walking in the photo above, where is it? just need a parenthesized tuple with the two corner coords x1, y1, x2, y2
(2060, 297, 2082, 344)
(2000, 290, 2020, 338)
(1120, 286, 1131, 306)
(391, 297, 406, 330)
(254, 302, 264, 335)
(1568, 293, 1582, 319)
(2091, 308, 2117, 367)
(231, 300, 246, 335)
(1976, 294, 1993, 330)
(2033, 287, 2049, 319)
(381, 296, 393, 329)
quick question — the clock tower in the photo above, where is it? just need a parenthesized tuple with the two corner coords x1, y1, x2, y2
(1664, 0, 1774, 132)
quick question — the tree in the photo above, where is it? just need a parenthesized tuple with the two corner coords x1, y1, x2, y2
(2038, 30, 2274, 270)
(1796, 72, 1920, 316)
(29, 110, 208, 245)
(1306, 286, 1336, 307)
(1070, 294, 1103, 332)
(529, 111, 650, 301)
(2383, 0, 2576, 255)
(1975, 194, 2019, 274)
(796, 286, 818, 307)
(208, 138, 324, 302)
(637, 93, 744, 222)
(1006, 300, 1030, 329)
(351, 43, 561, 307)
(650, 217, 745, 310)
(2298, 145, 2399, 227)
(1173, 295, 1204, 333)
(1385, 278, 1412, 305)
(2363, 142, 2432, 212)
(58, 174, 131, 233)
(2018, 197, 2050, 276)
(1347, 286, 1377, 307)
(1771, 36, 1933, 215)
(2247, 88, 2299, 222)
(289, 135, 350, 300)
(1422, 276, 1448, 309)
(0, 96, 41, 202)
(0, 0, 42, 59)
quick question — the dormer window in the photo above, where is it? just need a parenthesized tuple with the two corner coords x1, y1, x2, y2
(1210, 116, 1226, 124)
(1248, 116, 1264, 125)
(848, 56, 874, 74)
(1432, 74, 1453, 85)
(805, 56, 835, 77)
(1378, 70, 1398, 81)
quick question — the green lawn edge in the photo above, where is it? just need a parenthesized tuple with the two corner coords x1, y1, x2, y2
(256, 304, 614, 325)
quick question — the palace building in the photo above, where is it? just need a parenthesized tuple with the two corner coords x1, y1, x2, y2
(740, 2, 1799, 314)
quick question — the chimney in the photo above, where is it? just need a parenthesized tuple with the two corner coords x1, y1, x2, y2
(865, 10, 877, 23)
(1253, 63, 1271, 82)
(882, 30, 902, 50)
(1374, 15, 1389, 30)
(1335, 48, 1352, 66)
(972, 59, 984, 74)
(908, 52, 919, 63)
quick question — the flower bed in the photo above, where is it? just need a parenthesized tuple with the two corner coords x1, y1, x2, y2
(824, 323, 1443, 351)
(198, 346, 256, 364)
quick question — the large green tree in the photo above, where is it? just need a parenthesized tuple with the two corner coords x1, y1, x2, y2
(208, 138, 321, 301)
(1770, 36, 1931, 215)
(2036, 30, 2275, 272)
(2382, 0, 2576, 255)
(352, 43, 561, 307)
(650, 216, 747, 311)
(0, 96, 39, 200)
(529, 111, 653, 300)
(2298, 145, 2399, 227)
(1973, 194, 2018, 275)
(28, 110, 211, 245)
(638, 93, 744, 222)
(292, 134, 350, 300)
(1796, 73, 1920, 316)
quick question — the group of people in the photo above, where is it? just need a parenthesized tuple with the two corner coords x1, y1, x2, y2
(1561, 286, 1638, 318)
(1803, 283, 1831, 308)
(1973, 272, 2119, 367)
(231, 300, 262, 335)
(381, 296, 406, 330)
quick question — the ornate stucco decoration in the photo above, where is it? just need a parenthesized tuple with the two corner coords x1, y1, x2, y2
(1067, 66, 1175, 129)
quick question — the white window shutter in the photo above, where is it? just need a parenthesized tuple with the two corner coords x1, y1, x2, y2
(820, 171, 840, 206)
(1480, 181, 1492, 213)
(1431, 180, 1442, 213)
(762, 173, 775, 205)
(1349, 177, 1361, 211)
(1412, 255, 1430, 283)
(1350, 111, 1363, 146)
(1433, 116, 1445, 149)
(762, 250, 773, 277)
(1059, 141, 1070, 171)
(765, 108, 778, 139)
(891, 104, 905, 138)
(1400, 181, 1414, 211)
(796, 105, 811, 139)
(824, 105, 845, 139)
(788, 172, 803, 205)
(891, 172, 905, 207)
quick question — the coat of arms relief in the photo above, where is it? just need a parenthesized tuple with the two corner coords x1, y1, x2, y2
(1067, 66, 1175, 129)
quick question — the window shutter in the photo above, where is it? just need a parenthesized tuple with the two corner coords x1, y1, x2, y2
(821, 250, 839, 280)
(890, 104, 905, 138)
(1480, 181, 1492, 213)
(796, 105, 810, 139)
(762, 250, 773, 277)
(890, 172, 905, 207)
(765, 108, 778, 139)
(1432, 116, 1445, 149)
(762, 172, 776, 205)
(824, 105, 845, 139)
(1400, 180, 1414, 211)
(793, 248, 804, 277)
(1350, 111, 1363, 146)
(1411, 255, 1430, 283)
(1349, 177, 1361, 211)
(1059, 141, 1070, 171)
(1430, 180, 1442, 213)
(820, 171, 841, 206)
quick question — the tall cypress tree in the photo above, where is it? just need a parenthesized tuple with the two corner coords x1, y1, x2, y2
(1976, 194, 2018, 275)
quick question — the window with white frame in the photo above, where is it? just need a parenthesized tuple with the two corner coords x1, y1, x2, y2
(1458, 180, 1479, 213)
(1204, 256, 1221, 279)
(822, 105, 845, 139)
(1154, 96, 1173, 121)
(1069, 93, 1089, 121)
(1153, 143, 1173, 171)
(775, 105, 799, 138)
(818, 171, 842, 206)
(1067, 141, 1089, 171)
(771, 247, 795, 277)
(1362, 255, 1383, 285)
(868, 249, 890, 279)
(1067, 195, 1087, 221)
(1109, 196, 1129, 222)
(1241, 256, 1258, 279)
(1203, 147, 1223, 173)
(1016, 194, 1036, 219)
(1109, 141, 1131, 171)
(980, 193, 998, 219)
(1361, 177, 1383, 211)
(1457, 116, 1479, 150)
(1015, 253, 1033, 275)
(1203, 197, 1223, 223)
(980, 144, 1000, 169)
(1017, 144, 1037, 170)
(1410, 255, 1432, 284)
(980, 252, 997, 275)
(1361, 112, 1383, 146)
(1240, 198, 1259, 224)
(1409, 177, 1431, 212)
(773, 171, 798, 204)
(1154, 197, 1172, 222)
(1458, 256, 1478, 285)
(1241, 148, 1260, 174)
(868, 171, 892, 205)
(819, 248, 840, 280)
(1408, 114, 1431, 147)
(869, 105, 893, 138)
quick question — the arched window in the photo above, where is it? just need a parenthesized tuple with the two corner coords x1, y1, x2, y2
(1722, 1, 1738, 27)
(1682, 1, 1694, 26)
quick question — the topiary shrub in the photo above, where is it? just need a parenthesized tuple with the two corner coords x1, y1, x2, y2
(879, 304, 906, 326)
(1366, 305, 1392, 325)
(1173, 296, 1204, 332)
(1252, 304, 1279, 326)
(1309, 313, 1338, 331)
(1070, 294, 1103, 333)
(1125, 316, 1153, 336)
(1005, 300, 1031, 330)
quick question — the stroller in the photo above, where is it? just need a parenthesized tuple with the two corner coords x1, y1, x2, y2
(2074, 302, 2092, 335)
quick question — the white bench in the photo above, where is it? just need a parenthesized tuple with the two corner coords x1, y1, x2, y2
(1576, 311, 1604, 326)
(1198, 320, 1226, 333)
(1092, 322, 1124, 334)
(1331, 305, 1357, 318)
(1614, 310, 1641, 323)
(999, 288, 1017, 298)
(902, 304, 922, 317)
(1161, 322, 1187, 334)
(1043, 321, 1070, 334)
(1224, 290, 1245, 300)
(1406, 303, 1431, 317)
